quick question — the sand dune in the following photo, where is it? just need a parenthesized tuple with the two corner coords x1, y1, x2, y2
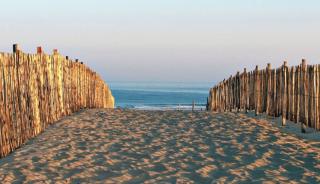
(0, 109, 319, 183)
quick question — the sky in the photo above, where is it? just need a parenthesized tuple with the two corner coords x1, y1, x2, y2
(0, 0, 320, 83)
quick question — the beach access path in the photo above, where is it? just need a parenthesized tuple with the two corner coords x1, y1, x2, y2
(0, 109, 319, 183)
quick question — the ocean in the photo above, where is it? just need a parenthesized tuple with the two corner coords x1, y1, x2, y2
(109, 82, 212, 110)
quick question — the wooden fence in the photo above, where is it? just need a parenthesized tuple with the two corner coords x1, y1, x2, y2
(0, 44, 114, 158)
(208, 60, 320, 132)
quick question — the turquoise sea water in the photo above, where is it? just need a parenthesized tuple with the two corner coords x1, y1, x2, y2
(109, 82, 212, 110)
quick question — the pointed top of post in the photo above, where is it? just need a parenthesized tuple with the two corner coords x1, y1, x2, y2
(301, 59, 307, 71)
(283, 61, 288, 67)
(255, 65, 259, 70)
(37, 46, 43, 54)
(75, 59, 79, 62)
(302, 59, 306, 66)
(244, 68, 247, 73)
(13, 44, 21, 53)
(53, 49, 59, 55)
(267, 63, 271, 70)
(66, 56, 69, 60)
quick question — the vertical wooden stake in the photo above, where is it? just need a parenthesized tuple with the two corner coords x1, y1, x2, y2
(296, 65, 300, 124)
(13, 44, 20, 53)
(312, 65, 317, 129)
(37, 47, 43, 54)
(315, 65, 320, 130)
(255, 65, 260, 116)
(316, 65, 320, 130)
(53, 49, 59, 55)
(244, 68, 248, 113)
(282, 61, 287, 126)
(301, 59, 307, 133)
(192, 100, 195, 112)
(266, 63, 271, 115)
(236, 71, 240, 112)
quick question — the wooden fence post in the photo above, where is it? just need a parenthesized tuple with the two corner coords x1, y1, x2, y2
(236, 71, 240, 112)
(311, 65, 316, 129)
(266, 63, 271, 115)
(317, 64, 320, 130)
(243, 68, 248, 113)
(13, 44, 20, 53)
(282, 61, 287, 126)
(316, 65, 320, 130)
(255, 65, 260, 116)
(192, 100, 195, 112)
(296, 65, 300, 124)
(301, 59, 307, 133)
(37, 47, 43, 54)
(53, 49, 59, 55)
(229, 75, 232, 112)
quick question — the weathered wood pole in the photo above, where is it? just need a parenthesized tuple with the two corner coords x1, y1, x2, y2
(192, 100, 195, 112)
(296, 65, 300, 124)
(290, 66, 295, 121)
(37, 46, 43, 54)
(236, 71, 240, 112)
(13, 44, 20, 53)
(282, 61, 287, 126)
(317, 65, 320, 130)
(301, 59, 307, 133)
(272, 68, 277, 116)
(243, 68, 248, 113)
(229, 75, 232, 112)
(206, 97, 209, 111)
(312, 65, 316, 129)
(53, 49, 59, 55)
(316, 65, 319, 130)
(266, 63, 271, 115)
(255, 65, 260, 116)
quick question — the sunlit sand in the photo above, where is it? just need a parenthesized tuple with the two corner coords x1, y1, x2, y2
(0, 109, 319, 183)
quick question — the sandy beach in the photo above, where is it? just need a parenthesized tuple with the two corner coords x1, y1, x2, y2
(0, 109, 319, 183)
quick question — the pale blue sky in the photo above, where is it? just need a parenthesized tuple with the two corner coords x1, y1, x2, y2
(1, 0, 320, 83)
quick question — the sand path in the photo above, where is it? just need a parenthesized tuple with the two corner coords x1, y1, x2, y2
(0, 109, 319, 183)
